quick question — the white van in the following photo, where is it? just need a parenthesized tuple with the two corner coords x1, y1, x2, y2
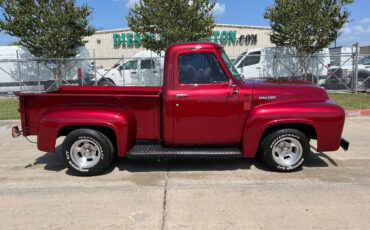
(96, 51, 164, 87)
(233, 47, 330, 84)
(0, 46, 91, 92)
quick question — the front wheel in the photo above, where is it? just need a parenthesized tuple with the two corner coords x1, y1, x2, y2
(261, 129, 309, 172)
(62, 129, 114, 176)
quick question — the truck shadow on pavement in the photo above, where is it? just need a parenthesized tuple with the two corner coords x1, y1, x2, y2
(26, 145, 338, 176)
(25, 145, 66, 172)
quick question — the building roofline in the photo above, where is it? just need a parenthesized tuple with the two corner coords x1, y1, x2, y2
(215, 23, 271, 30)
(94, 23, 271, 34)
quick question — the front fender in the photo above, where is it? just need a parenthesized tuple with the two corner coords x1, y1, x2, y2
(38, 105, 136, 157)
(241, 101, 345, 157)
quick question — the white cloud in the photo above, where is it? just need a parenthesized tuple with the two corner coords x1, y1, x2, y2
(337, 19, 370, 46)
(341, 26, 351, 34)
(213, 3, 226, 16)
(126, 0, 140, 8)
(360, 18, 370, 24)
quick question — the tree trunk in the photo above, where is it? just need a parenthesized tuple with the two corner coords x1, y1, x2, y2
(53, 61, 63, 89)
(298, 50, 307, 81)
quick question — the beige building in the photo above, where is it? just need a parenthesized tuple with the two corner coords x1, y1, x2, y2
(84, 24, 273, 67)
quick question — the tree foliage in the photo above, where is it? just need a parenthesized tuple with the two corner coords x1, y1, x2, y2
(7, 40, 20, 46)
(264, 0, 353, 79)
(0, 0, 95, 87)
(127, 0, 216, 53)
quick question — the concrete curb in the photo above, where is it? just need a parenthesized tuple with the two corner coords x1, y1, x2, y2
(0, 120, 21, 126)
(345, 108, 370, 117)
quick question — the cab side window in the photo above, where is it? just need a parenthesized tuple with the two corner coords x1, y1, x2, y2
(141, 59, 155, 69)
(178, 53, 227, 84)
(124, 60, 138, 70)
(239, 51, 261, 67)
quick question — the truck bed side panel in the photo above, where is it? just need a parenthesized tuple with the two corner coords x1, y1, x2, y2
(20, 86, 161, 140)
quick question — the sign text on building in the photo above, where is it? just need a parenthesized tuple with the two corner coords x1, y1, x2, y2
(113, 31, 257, 47)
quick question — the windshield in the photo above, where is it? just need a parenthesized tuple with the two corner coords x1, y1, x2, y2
(112, 63, 120, 68)
(358, 56, 370, 65)
(221, 51, 242, 81)
(232, 52, 247, 65)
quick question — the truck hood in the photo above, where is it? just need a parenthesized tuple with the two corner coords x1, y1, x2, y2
(250, 78, 329, 107)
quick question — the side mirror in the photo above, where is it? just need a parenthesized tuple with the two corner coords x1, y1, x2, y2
(229, 79, 239, 94)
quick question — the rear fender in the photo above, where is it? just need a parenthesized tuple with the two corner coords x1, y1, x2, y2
(241, 102, 344, 157)
(38, 105, 136, 157)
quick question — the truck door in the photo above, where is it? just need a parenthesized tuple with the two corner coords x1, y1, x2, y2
(122, 60, 138, 85)
(237, 51, 261, 78)
(173, 52, 239, 145)
(140, 59, 159, 86)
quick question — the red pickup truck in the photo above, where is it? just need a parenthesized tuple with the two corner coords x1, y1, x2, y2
(12, 42, 349, 176)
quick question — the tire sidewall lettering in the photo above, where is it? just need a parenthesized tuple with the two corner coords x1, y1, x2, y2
(263, 130, 307, 172)
(269, 134, 300, 149)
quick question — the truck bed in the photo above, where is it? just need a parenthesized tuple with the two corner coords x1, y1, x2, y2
(18, 86, 162, 140)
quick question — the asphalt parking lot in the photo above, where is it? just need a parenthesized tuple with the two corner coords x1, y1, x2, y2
(0, 117, 369, 229)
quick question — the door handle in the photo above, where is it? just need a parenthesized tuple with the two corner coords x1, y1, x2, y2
(175, 94, 188, 99)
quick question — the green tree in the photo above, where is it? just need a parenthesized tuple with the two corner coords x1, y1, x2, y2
(264, 0, 353, 80)
(0, 0, 95, 88)
(7, 41, 21, 46)
(127, 0, 216, 54)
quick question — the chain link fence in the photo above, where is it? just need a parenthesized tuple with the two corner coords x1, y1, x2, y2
(0, 56, 164, 94)
(0, 47, 369, 95)
(229, 46, 370, 93)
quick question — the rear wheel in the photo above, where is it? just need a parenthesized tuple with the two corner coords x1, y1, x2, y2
(62, 129, 114, 176)
(261, 129, 309, 172)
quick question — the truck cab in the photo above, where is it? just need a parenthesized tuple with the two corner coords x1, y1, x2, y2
(13, 42, 348, 176)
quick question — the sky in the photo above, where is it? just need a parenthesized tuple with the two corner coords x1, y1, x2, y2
(0, 0, 369, 47)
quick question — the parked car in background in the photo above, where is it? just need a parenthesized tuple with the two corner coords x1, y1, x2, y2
(95, 51, 164, 87)
(324, 46, 355, 90)
(232, 47, 330, 85)
(325, 55, 370, 91)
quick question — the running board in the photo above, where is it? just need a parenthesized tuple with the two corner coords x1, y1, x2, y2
(127, 144, 242, 160)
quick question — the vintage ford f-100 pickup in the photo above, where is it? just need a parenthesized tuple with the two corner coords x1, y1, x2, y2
(12, 42, 349, 176)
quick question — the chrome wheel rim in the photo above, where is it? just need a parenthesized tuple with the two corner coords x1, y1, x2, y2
(272, 137, 303, 167)
(70, 139, 101, 169)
